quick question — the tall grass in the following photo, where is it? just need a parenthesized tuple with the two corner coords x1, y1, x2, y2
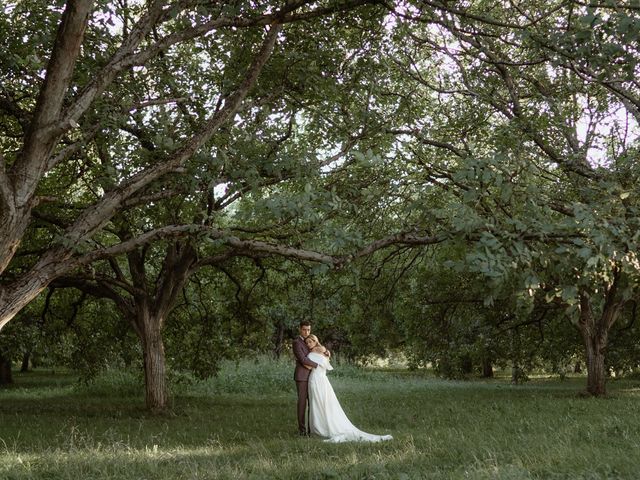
(2, 357, 640, 479)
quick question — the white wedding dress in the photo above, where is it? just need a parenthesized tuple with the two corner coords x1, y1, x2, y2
(307, 352, 393, 443)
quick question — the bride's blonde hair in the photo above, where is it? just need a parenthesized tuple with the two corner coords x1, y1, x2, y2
(305, 334, 322, 348)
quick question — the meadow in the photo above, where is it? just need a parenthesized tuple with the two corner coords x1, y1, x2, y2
(1, 358, 640, 479)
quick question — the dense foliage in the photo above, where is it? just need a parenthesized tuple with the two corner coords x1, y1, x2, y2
(1, 0, 639, 401)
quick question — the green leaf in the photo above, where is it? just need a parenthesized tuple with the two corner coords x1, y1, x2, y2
(577, 247, 592, 259)
(310, 264, 330, 275)
(352, 151, 366, 162)
(560, 286, 578, 305)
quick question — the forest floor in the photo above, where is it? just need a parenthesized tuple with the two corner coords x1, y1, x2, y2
(1, 358, 640, 479)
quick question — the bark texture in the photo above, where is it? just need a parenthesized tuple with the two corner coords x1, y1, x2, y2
(577, 273, 624, 396)
(137, 306, 168, 411)
(0, 350, 13, 385)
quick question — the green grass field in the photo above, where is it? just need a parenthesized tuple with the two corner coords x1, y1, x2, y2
(1, 358, 640, 479)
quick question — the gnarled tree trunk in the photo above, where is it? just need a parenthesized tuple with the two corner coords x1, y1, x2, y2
(582, 331, 607, 396)
(577, 280, 624, 396)
(127, 241, 197, 412)
(578, 296, 608, 396)
(137, 307, 168, 412)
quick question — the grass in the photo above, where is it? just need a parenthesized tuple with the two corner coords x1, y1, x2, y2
(2, 358, 640, 479)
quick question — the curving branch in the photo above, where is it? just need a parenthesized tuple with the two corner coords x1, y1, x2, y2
(50, 275, 135, 318)
(0, 0, 382, 332)
(386, 128, 468, 158)
(61, 24, 282, 249)
(351, 231, 444, 260)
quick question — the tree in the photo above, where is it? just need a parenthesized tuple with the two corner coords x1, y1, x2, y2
(382, 0, 640, 395)
(4, 0, 457, 410)
(1, 0, 396, 334)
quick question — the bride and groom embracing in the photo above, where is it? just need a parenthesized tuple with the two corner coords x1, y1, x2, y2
(293, 320, 393, 443)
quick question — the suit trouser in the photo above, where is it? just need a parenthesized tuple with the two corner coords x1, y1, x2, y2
(296, 380, 309, 433)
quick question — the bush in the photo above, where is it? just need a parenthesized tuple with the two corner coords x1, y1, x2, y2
(74, 368, 143, 397)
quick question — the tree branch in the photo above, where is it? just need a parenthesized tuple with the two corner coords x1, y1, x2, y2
(51, 275, 134, 315)
(12, 0, 93, 202)
(351, 231, 445, 260)
(386, 128, 468, 158)
(60, 24, 282, 250)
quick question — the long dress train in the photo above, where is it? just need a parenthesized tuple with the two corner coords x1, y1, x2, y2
(307, 352, 393, 443)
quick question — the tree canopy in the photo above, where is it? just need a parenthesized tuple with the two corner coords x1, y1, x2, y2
(1, 0, 640, 403)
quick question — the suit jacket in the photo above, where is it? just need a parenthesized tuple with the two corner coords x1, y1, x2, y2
(293, 336, 318, 381)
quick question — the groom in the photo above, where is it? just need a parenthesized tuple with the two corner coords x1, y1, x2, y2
(293, 320, 329, 436)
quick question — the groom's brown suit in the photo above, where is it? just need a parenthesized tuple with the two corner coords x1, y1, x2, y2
(293, 336, 318, 434)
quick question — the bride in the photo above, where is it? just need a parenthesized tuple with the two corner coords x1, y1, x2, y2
(304, 334, 393, 443)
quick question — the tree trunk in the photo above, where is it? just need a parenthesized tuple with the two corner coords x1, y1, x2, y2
(0, 249, 71, 331)
(0, 350, 13, 386)
(511, 364, 526, 384)
(461, 354, 473, 375)
(0, 207, 32, 275)
(578, 297, 608, 396)
(578, 292, 622, 397)
(510, 327, 525, 384)
(273, 320, 285, 358)
(0, 0, 93, 328)
(0, 274, 51, 331)
(482, 357, 493, 378)
(138, 312, 168, 412)
(20, 351, 30, 372)
(582, 329, 607, 396)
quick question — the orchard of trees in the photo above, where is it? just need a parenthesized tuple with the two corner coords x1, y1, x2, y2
(1, 0, 639, 411)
